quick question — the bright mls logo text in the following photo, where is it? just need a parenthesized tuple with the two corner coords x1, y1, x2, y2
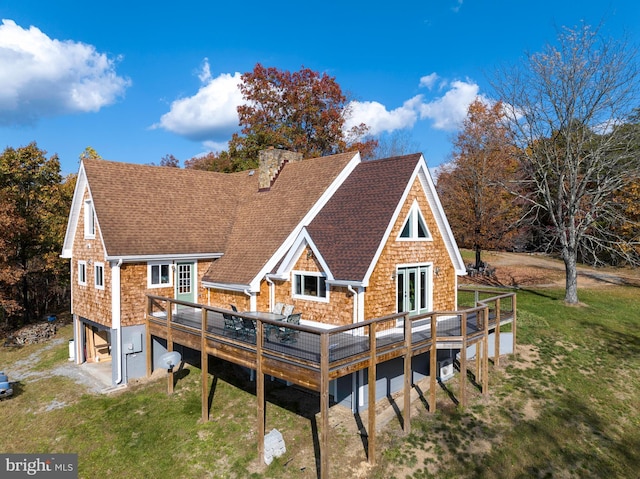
(1, 454, 77, 478)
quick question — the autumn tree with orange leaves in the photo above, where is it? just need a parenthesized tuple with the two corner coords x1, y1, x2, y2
(226, 64, 377, 169)
(0, 143, 73, 327)
(437, 99, 523, 269)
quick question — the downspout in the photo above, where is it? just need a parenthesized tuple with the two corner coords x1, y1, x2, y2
(112, 259, 123, 385)
(347, 285, 358, 324)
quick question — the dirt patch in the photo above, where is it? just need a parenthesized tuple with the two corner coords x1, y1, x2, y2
(460, 251, 640, 289)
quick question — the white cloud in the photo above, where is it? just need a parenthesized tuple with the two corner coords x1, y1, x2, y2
(419, 73, 439, 89)
(0, 19, 130, 125)
(345, 95, 422, 136)
(153, 59, 242, 142)
(419, 79, 482, 131)
(156, 65, 483, 147)
(202, 139, 230, 152)
(346, 76, 483, 139)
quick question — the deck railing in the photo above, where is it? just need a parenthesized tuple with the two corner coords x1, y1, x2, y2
(146, 288, 516, 377)
(146, 288, 515, 479)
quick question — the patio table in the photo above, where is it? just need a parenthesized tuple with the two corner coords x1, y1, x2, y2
(243, 311, 286, 341)
(243, 311, 286, 321)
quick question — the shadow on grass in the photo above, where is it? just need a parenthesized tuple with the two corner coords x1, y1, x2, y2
(580, 318, 640, 359)
(479, 391, 640, 477)
(201, 355, 328, 477)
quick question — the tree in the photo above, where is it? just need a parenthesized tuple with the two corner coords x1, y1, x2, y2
(79, 146, 103, 161)
(437, 99, 522, 268)
(492, 23, 640, 303)
(0, 142, 69, 325)
(373, 130, 420, 159)
(184, 151, 234, 172)
(0, 196, 26, 325)
(159, 154, 180, 168)
(228, 64, 377, 169)
(148, 154, 181, 168)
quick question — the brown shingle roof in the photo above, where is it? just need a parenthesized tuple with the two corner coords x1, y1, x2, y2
(307, 153, 422, 281)
(202, 151, 357, 285)
(83, 152, 357, 286)
(83, 159, 250, 256)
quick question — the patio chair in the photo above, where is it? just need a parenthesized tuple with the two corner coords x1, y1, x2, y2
(273, 302, 284, 315)
(282, 304, 294, 317)
(277, 313, 300, 343)
(241, 318, 257, 341)
(223, 312, 242, 337)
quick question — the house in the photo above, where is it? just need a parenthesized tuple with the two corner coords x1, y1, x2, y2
(61, 149, 468, 399)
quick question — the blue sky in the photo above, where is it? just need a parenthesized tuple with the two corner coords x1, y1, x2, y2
(0, 1, 638, 175)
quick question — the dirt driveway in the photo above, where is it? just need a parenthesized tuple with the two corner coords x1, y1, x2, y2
(461, 251, 640, 289)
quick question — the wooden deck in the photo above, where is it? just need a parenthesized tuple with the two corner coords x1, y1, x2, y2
(145, 287, 516, 479)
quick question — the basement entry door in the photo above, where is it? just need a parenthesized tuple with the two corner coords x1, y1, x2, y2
(176, 262, 195, 303)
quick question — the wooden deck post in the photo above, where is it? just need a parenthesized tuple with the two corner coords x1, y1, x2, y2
(368, 322, 377, 465)
(146, 297, 152, 377)
(256, 320, 265, 466)
(201, 308, 209, 422)
(475, 339, 481, 384)
(319, 333, 330, 479)
(512, 295, 517, 357)
(429, 314, 437, 413)
(494, 298, 501, 367)
(167, 305, 174, 395)
(482, 306, 489, 395)
(459, 312, 467, 407)
(403, 314, 412, 434)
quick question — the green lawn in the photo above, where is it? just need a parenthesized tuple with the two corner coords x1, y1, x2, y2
(2, 284, 640, 478)
(372, 286, 640, 478)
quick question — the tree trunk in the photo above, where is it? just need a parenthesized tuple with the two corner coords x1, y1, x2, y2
(475, 245, 482, 270)
(563, 251, 579, 304)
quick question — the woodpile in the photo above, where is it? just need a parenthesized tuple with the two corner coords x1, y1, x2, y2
(6, 322, 57, 346)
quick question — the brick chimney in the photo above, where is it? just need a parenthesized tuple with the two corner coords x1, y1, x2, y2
(258, 148, 303, 190)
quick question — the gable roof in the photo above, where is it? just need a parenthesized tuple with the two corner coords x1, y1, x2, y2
(306, 153, 466, 284)
(62, 152, 360, 282)
(306, 154, 422, 282)
(64, 159, 249, 258)
(62, 150, 464, 290)
(201, 151, 359, 288)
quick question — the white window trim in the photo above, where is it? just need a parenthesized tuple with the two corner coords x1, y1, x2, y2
(292, 270, 329, 303)
(78, 260, 87, 286)
(396, 262, 433, 319)
(94, 262, 105, 290)
(84, 200, 96, 239)
(147, 262, 173, 288)
(397, 200, 432, 241)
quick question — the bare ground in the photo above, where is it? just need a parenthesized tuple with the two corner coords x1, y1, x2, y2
(459, 251, 640, 289)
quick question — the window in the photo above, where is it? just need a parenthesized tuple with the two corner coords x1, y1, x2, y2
(293, 272, 328, 301)
(399, 202, 431, 240)
(84, 200, 95, 239)
(78, 261, 87, 286)
(94, 262, 104, 290)
(148, 262, 172, 288)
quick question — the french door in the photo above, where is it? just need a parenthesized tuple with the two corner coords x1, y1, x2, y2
(176, 262, 195, 303)
(396, 265, 432, 316)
